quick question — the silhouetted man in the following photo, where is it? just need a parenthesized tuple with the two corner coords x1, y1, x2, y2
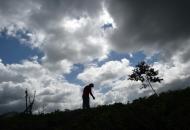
(82, 83, 95, 109)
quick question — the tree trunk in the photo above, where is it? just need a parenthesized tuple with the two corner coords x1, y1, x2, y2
(147, 79, 158, 96)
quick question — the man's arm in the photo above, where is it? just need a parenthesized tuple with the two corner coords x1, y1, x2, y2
(90, 91, 95, 99)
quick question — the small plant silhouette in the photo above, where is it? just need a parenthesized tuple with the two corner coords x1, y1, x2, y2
(128, 61, 163, 96)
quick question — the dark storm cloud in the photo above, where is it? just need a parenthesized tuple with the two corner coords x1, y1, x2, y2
(38, 0, 102, 17)
(0, 82, 25, 113)
(28, 0, 102, 29)
(180, 46, 190, 63)
(158, 76, 190, 93)
(107, 0, 190, 59)
(0, 83, 24, 104)
(0, 100, 25, 114)
(0, 0, 102, 18)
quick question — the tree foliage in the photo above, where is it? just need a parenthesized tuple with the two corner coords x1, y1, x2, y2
(128, 61, 163, 95)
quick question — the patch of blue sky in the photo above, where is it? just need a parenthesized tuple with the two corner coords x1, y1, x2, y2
(101, 23, 113, 30)
(0, 35, 43, 64)
(99, 85, 112, 93)
(91, 51, 143, 67)
(64, 64, 85, 86)
(93, 50, 160, 67)
(145, 53, 160, 64)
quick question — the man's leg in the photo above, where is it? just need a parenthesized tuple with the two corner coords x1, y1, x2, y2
(86, 97, 90, 109)
(83, 96, 89, 109)
(82, 96, 85, 109)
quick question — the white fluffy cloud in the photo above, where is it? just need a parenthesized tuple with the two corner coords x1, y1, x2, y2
(0, 59, 82, 113)
(78, 59, 133, 86)
(153, 54, 190, 92)
(0, 0, 112, 65)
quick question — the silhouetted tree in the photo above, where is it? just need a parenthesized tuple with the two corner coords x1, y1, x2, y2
(24, 89, 36, 115)
(128, 61, 163, 96)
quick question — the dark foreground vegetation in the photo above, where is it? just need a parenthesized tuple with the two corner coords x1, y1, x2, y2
(1, 87, 190, 130)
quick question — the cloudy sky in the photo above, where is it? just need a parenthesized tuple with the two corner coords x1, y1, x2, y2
(0, 0, 190, 114)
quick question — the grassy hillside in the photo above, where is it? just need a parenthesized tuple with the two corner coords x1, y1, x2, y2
(1, 87, 190, 130)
